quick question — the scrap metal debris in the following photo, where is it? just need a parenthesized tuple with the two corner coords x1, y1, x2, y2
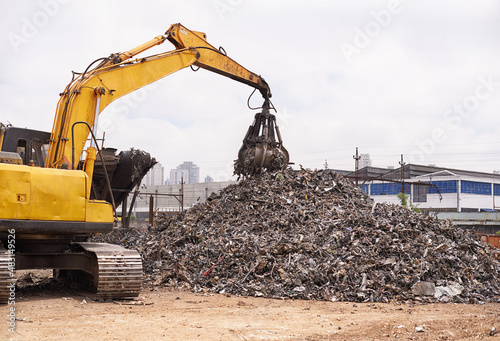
(94, 168, 499, 303)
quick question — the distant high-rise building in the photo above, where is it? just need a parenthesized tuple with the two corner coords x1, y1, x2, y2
(360, 154, 372, 168)
(204, 175, 213, 183)
(145, 163, 164, 186)
(170, 168, 189, 185)
(170, 161, 200, 184)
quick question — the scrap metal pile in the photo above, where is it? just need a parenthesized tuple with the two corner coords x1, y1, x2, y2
(95, 168, 499, 303)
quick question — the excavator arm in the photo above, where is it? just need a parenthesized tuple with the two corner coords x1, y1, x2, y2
(46, 48, 198, 170)
(46, 23, 287, 179)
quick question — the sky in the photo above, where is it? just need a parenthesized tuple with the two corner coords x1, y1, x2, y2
(1, 0, 500, 182)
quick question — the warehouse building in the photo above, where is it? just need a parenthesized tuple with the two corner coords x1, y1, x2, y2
(342, 164, 500, 234)
(346, 164, 500, 211)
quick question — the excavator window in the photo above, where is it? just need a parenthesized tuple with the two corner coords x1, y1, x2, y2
(16, 139, 26, 164)
(12, 138, 49, 166)
(31, 140, 48, 166)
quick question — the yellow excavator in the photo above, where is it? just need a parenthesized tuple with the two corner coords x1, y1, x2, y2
(0, 23, 288, 302)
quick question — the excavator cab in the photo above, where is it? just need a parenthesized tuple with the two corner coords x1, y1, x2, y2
(0, 124, 50, 167)
(234, 99, 289, 177)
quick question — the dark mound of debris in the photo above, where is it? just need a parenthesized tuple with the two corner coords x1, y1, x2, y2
(95, 168, 499, 303)
(15, 271, 70, 296)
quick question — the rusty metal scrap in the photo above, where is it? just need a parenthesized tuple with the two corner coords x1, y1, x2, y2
(93, 168, 499, 303)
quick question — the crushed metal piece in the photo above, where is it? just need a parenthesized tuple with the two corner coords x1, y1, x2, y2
(412, 282, 436, 297)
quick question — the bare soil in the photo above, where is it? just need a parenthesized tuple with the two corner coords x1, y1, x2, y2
(2, 272, 499, 341)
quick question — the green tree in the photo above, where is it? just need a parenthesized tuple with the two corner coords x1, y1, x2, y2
(397, 192, 421, 213)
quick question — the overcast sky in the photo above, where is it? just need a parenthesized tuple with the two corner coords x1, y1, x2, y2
(2, 1, 500, 181)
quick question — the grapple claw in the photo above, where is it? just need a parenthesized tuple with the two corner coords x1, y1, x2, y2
(234, 100, 289, 177)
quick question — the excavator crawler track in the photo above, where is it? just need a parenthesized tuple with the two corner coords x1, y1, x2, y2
(77, 242, 143, 299)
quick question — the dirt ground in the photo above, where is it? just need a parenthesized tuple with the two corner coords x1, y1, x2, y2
(1, 272, 498, 341)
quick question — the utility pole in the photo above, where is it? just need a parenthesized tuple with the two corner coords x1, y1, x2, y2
(399, 154, 406, 194)
(353, 147, 360, 187)
(180, 177, 184, 212)
(149, 195, 154, 227)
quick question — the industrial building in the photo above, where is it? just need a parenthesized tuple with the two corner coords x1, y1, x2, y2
(343, 164, 500, 211)
(341, 164, 500, 234)
(126, 180, 237, 220)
